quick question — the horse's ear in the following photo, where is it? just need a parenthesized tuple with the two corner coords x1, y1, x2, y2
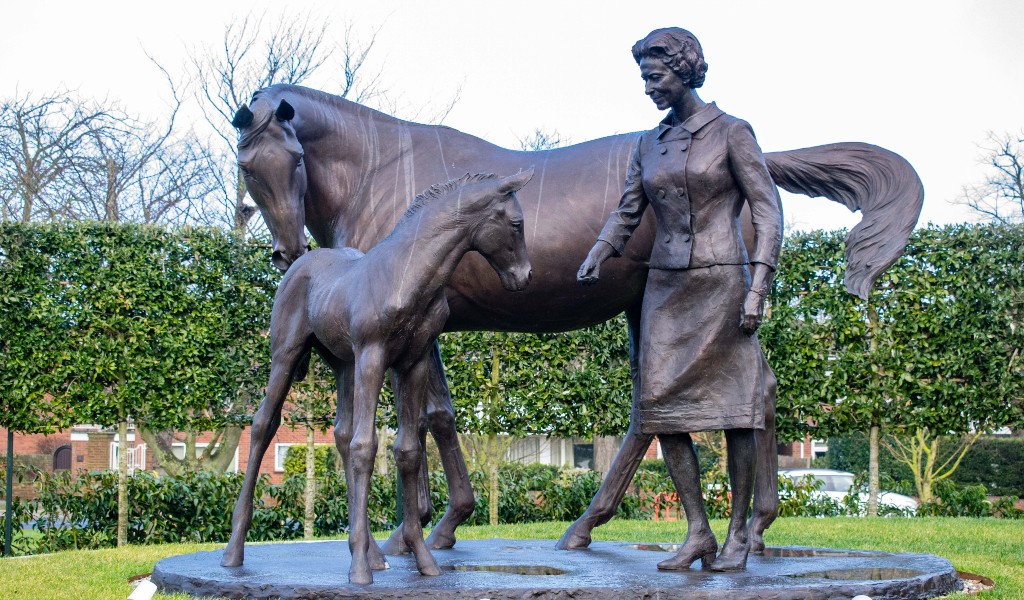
(275, 100, 295, 122)
(497, 166, 535, 195)
(232, 105, 254, 129)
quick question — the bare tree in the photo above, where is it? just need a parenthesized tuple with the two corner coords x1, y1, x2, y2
(960, 130, 1024, 224)
(187, 11, 389, 233)
(0, 90, 117, 222)
(55, 66, 221, 226)
(517, 128, 570, 152)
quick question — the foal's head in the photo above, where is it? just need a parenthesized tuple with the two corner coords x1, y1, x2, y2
(232, 99, 309, 272)
(411, 169, 534, 292)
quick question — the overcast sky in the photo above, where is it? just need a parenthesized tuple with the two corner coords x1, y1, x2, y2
(3, 0, 1022, 232)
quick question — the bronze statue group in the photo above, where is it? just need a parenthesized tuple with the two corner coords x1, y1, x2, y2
(222, 27, 923, 585)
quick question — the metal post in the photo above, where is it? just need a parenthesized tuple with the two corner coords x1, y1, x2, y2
(4, 429, 13, 557)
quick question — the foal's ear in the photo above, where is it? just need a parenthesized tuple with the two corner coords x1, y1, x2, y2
(232, 105, 254, 129)
(275, 100, 296, 122)
(497, 166, 535, 195)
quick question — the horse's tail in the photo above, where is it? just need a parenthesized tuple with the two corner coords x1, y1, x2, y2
(765, 143, 924, 300)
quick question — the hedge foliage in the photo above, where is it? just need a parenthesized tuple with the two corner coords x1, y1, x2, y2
(1, 462, 862, 555)
(3, 220, 1023, 442)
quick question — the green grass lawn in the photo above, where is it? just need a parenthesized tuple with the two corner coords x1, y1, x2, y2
(0, 517, 1020, 599)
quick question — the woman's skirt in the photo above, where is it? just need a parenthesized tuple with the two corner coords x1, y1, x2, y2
(636, 264, 768, 434)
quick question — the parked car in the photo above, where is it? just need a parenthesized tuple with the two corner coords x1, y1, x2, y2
(780, 468, 919, 512)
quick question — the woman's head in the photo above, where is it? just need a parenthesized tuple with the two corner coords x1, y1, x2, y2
(632, 28, 708, 89)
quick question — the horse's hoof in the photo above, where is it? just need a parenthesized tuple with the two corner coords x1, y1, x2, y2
(416, 554, 441, 577)
(750, 535, 766, 554)
(380, 529, 412, 556)
(349, 568, 373, 585)
(555, 524, 592, 550)
(425, 529, 456, 550)
(221, 546, 244, 567)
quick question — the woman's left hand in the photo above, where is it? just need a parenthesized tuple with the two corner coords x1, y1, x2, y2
(740, 290, 764, 334)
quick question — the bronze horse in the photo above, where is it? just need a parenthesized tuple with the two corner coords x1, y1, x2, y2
(231, 84, 923, 554)
(222, 165, 534, 584)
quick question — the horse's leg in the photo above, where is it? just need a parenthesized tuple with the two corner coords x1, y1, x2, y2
(557, 305, 653, 550)
(330, 358, 388, 570)
(222, 344, 306, 567)
(749, 359, 779, 553)
(393, 359, 441, 576)
(347, 345, 385, 585)
(422, 340, 474, 550)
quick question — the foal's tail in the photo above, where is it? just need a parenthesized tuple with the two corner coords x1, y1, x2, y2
(765, 143, 924, 300)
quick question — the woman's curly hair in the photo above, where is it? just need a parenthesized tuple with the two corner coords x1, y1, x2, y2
(631, 28, 708, 89)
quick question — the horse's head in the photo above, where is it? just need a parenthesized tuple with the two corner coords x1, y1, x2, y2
(232, 99, 310, 272)
(467, 168, 535, 292)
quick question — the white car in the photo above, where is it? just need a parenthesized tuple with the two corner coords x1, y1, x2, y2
(780, 468, 919, 512)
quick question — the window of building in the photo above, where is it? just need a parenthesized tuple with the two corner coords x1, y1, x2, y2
(274, 443, 297, 472)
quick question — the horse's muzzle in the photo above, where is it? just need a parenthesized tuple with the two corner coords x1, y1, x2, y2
(271, 245, 311, 272)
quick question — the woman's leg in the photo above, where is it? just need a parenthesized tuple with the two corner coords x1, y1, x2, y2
(656, 433, 718, 570)
(711, 427, 756, 571)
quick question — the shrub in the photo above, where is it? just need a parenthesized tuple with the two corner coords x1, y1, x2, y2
(282, 444, 340, 479)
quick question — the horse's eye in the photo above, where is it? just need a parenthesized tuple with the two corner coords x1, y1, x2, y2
(239, 166, 252, 177)
(511, 220, 524, 231)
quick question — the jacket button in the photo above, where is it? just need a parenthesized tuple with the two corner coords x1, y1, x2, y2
(680, 145, 689, 152)
(681, 233, 691, 242)
(660, 146, 667, 155)
(663, 234, 672, 243)
(657, 190, 666, 199)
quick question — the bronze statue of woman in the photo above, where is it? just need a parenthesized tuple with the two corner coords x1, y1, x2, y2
(578, 27, 783, 572)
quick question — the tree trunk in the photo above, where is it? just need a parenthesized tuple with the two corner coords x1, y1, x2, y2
(304, 427, 316, 540)
(488, 434, 499, 527)
(139, 426, 242, 476)
(867, 425, 880, 517)
(593, 435, 618, 480)
(4, 429, 14, 557)
(117, 421, 129, 546)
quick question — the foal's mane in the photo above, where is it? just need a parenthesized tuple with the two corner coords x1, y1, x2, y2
(402, 173, 500, 221)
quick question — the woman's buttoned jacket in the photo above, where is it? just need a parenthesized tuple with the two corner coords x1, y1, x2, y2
(598, 103, 782, 271)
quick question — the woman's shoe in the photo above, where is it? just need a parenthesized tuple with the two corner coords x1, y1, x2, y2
(708, 536, 750, 572)
(656, 535, 718, 571)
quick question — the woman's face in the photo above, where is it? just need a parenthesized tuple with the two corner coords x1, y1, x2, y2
(640, 57, 687, 111)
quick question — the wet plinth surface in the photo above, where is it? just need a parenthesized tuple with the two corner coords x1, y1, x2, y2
(152, 539, 960, 599)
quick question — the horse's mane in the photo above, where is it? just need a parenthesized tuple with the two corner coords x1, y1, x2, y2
(402, 173, 499, 221)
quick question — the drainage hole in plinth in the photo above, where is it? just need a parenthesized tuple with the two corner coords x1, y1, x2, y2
(763, 547, 881, 558)
(445, 565, 567, 576)
(788, 568, 926, 581)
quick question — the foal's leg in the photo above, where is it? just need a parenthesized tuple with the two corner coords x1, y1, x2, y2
(558, 306, 652, 550)
(222, 343, 306, 567)
(394, 358, 441, 576)
(382, 341, 471, 555)
(330, 359, 387, 570)
(422, 340, 474, 550)
(749, 360, 779, 553)
(347, 345, 386, 585)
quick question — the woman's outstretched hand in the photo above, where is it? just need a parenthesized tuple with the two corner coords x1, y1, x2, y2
(578, 241, 615, 284)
